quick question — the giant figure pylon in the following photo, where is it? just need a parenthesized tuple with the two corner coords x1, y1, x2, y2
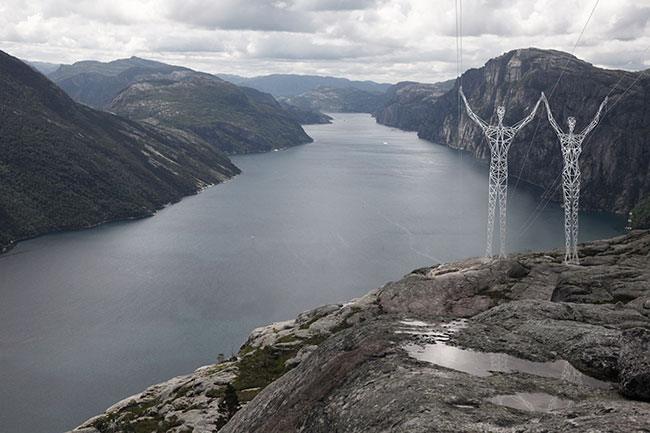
(460, 87, 542, 258)
(542, 93, 608, 265)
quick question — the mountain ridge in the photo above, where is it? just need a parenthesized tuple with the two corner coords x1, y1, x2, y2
(217, 73, 391, 97)
(0, 50, 240, 251)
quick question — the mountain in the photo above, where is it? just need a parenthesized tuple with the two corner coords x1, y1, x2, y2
(49, 56, 192, 107)
(68, 229, 650, 433)
(374, 79, 455, 130)
(107, 74, 313, 154)
(281, 85, 387, 113)
(377, 48, 650, 213)
(215, 73, 248, 85)
(219, 73, 391, 97)
(23, 60, 61, 76)
(278, 101, 332, 125)
(0, 50, 239, 251)
(49, 56, 313, 154)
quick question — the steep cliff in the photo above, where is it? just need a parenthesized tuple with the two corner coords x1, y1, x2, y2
(379, 48, 650, 213)
(69, 230, 650, 433)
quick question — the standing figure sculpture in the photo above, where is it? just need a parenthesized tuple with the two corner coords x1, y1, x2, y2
(542, 93, 608, 265)
(460, 87, 542, 258)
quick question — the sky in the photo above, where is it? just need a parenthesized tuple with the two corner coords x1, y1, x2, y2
(1, 0, 649, 83)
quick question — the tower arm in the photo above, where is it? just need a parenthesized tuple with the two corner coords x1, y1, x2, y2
(460, 86, 489, 130)
(580, 96, 608, 136)
(513, 94, 543, 131)
(541, 92, 564, 136)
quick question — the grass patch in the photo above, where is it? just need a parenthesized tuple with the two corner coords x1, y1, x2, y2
(232, 345, 300, 392)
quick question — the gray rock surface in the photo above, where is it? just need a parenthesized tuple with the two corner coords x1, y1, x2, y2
(69, 230, 650, 433)
(619, 327, 650, 400)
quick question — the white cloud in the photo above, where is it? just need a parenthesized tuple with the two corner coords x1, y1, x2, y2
(0, 0, 648, 83)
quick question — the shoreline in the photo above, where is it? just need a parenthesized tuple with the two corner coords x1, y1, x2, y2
(0, 172, 242, 256)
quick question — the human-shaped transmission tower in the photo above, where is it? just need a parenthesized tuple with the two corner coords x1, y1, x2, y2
(460, 87, 542, 258)
(542, 93, 608, 265)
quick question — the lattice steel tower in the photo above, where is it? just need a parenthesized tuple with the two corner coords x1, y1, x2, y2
(460, 87, 542, 258)
(542, 93, 608, 265)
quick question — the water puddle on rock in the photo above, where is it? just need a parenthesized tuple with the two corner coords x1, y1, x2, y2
(398, 319, 611, 391)
(488, 392, 574, 412)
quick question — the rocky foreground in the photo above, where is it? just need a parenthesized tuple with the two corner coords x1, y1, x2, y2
(70, 231, 650, 433)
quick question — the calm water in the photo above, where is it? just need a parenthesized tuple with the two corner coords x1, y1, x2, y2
(0, 113, 625, 433)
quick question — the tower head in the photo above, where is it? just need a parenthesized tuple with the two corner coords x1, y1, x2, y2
(567, 116, 576, 132)
(497, 106, 505, 121)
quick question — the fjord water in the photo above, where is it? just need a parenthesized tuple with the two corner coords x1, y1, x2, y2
(0, 113, 625, 433)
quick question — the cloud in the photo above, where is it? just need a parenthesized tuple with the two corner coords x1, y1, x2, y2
(1, 0, 649, 84)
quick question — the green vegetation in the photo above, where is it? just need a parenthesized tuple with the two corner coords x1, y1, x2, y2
(631, 195, 650, 229)
(214, 384, 241, 429)
(93, 399, 182, 433)
(233, 345, 300, 397)
(0, 50, 240, 251)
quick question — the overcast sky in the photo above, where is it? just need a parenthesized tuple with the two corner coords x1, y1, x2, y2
(1, 0, 649, 83)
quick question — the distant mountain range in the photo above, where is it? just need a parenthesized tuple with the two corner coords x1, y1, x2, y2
(47, 57, 312, 154)
(375, 48, 650, 214)
(281, 85, 388, 114)
(0, 51, 239, 251)
(23, 60, 61, 76)
(216, 73, 391, 97)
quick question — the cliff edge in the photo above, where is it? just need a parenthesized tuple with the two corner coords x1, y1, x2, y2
(69, 230, 650, 433)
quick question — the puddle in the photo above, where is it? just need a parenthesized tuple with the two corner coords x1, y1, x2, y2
(488, 392, 574, 412)
(404, 343, 610, 389)
(398, 319, 610, 389)
(396, 319, 468, 343)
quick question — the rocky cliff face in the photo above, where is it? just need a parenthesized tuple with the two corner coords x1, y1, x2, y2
(378, 48, 650, 213)
(69, 230, 650, 433)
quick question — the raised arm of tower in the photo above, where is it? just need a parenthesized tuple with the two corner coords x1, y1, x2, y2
(513, 94, 543, 131)
(541, 92, 564, 136)
(459, 86, 489, 130)
(580, 96, 608, 137)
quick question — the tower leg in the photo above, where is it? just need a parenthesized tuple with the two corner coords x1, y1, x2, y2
(570, 184, 580, 265)
(562, 179, 572, 264)
(486, 166, 497, 258)
(497, 174, 508, 258)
